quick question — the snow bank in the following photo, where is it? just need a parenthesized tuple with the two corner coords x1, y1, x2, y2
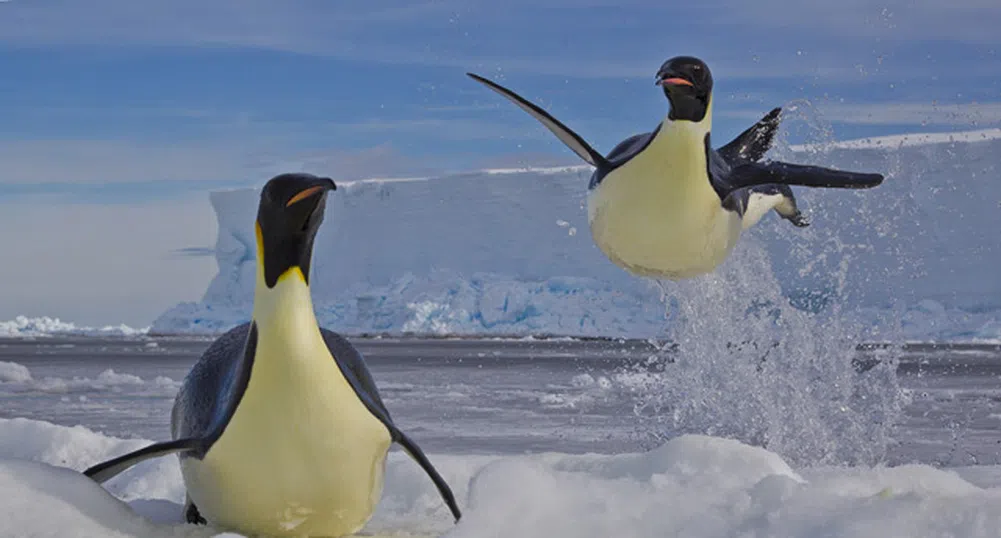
(152, 127, 1001, 342)
(0, 315, 147, 337)
(454, 438, 1001, 538)
(0, 360, 31, 383)
(0, 360, 180, 395)
(0, 459, 182, 538)
(2, 417, 1001, 537)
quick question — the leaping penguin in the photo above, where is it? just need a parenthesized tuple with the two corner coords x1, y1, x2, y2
(468, 56, 885, 279)
(83, 173, 461, 536)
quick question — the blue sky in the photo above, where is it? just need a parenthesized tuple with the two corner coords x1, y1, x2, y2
(0, 0, 999, 325)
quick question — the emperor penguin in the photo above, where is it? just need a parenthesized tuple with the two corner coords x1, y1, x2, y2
(467, 56, 885, 279)
(83, 173, 462, 536)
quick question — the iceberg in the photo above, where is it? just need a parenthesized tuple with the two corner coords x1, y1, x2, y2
(152, 128, 1001, 342)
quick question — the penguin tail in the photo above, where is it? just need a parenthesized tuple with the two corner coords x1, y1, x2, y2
(393, 429, 463, 522)
(83, 438, 201, 484)
(718, 107, 782, 165)
(466, 72, 609, 169)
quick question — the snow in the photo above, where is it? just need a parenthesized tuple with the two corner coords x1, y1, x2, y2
(0, 360, 180, 395)
(151, 126, 1001, 342)
(0, 315, 147, 337)
(3, 416, 1001, 537)
(0, 360, 32, 383)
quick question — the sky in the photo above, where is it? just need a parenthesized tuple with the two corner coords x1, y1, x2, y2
(0, 0, 999, 326)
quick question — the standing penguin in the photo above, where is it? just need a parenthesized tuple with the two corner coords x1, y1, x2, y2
(468, 56, 885, 279)
(83, 173, 461, 536)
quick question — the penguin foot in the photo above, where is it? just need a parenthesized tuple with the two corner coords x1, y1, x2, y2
(185, 502, 207, 525)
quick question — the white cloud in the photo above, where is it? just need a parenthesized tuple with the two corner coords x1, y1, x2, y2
(0, 0, 997, 79)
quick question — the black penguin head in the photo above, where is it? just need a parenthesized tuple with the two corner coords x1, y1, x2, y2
(256, 173, 337, 288)
(655, 56, 713, 122)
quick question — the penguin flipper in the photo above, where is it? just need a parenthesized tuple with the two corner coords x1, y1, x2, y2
(394, 430, 462, 523)
(320, 328, 394, 424)
(318, 328, 461, 521)
(718, 107, 782, 165)
(466, 72, 609, 169)
(726, 161, 884, 192)
(83, 438, 201, 484)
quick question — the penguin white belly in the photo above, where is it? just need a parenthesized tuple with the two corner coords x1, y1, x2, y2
(587, 120, 741, 279)
(182, 277, 392, 537)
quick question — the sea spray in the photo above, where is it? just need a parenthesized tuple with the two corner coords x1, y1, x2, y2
(619, 239, 903, 466)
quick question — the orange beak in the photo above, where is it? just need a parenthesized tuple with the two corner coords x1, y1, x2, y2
(659, 77, 694, 87)
(286, 185, 326, 207)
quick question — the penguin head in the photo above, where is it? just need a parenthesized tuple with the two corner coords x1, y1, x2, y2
(256, 173, 337, 288)
(655, 56, 713, 122)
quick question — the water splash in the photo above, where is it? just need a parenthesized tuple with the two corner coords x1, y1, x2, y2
(771, 98, 838, 151)
(620, 240, 903, 467)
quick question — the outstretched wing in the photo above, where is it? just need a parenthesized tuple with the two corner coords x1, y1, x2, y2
(85, 324, 258, 485)
(396, 430, 463, 522)
(726, 161, 885, 192)
(84, 438, 202, 484)
(320, 328, 462, 522)
(466, 72, 609, 170)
